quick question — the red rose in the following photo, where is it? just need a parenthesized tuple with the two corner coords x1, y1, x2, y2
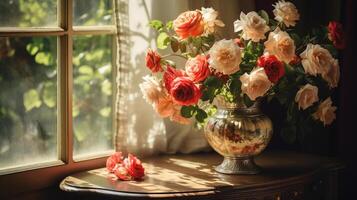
(124, 154, 145, 180)
(257, 55, 285, 83)
(163, 66, 185, 92)
(170, 77, 202, 106)
(185, 55, 210, 83)
(173, 11, 204, 39)
(114, 165, 131, 181)
(146, 49, 163, 73)
(328, 21, 345, 50)
(106, 152, 123, 172)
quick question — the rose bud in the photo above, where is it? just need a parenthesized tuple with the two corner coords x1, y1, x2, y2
(145, 49, 163, 73)
(327, 21, 345, 50)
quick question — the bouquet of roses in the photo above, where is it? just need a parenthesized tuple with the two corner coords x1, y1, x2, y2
(139, 1, 344, 142)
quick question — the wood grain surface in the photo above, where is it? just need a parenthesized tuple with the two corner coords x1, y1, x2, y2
(60, 151, 344, 199)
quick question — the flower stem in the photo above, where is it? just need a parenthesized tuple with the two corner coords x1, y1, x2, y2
(161, 53, 188, 60)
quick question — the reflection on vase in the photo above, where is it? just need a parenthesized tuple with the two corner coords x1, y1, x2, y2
(204, 97, 273, 174)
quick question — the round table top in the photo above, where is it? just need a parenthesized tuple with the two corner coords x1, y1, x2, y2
(60, 151, 343, 199)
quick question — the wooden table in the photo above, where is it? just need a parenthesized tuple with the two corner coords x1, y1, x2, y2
(60, 151, 344, 200)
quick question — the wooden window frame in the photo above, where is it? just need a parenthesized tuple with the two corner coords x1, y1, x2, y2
(0, 0, 116, 196)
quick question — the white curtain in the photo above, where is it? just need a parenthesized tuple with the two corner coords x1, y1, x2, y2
(114, 0, 255, 156)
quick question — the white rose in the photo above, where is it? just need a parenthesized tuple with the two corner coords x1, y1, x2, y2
(139, 75, 166, 105)
(234, 11, 270, 42)
(295, 84, 319, 110)
(201, 7, 225, 35)
(300, 43, 334, 76)
(264, 28, 296, 63)
(313, 97, 337, 126)
(209, 39, 241, 75)
(273, 0, 300, 27)
(240, 68, 272, 101)
(322, 59, 340, 88)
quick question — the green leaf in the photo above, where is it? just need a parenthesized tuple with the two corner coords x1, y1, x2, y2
(99, 107, 111, 117)
(24, 89, 42, 112)
(166, 21, 173, 30)
(101, 79, 112, 96)
(290, 33, 301, 47)
(149, 20, 164, 31)
(43, 82, 56, 108)
(157, 32, 170, 49)
(195, 109, 208, 123)
(258, 10, 269, 24)
(170, 38, 179, 52)
(78, 65, 93, 75)
(179, 42, 187, 53)
(243, 94, 254, 107)
(35, 52, 52, 66)
(204, 76, 222, 88)
(181, 105, 196, 118)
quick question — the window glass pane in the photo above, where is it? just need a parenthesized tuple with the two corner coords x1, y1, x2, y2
(73, 0, 113, 26)
(0, 0, 57, 27)
(73, 35, 113, 157)
(0, 37, 58, 169)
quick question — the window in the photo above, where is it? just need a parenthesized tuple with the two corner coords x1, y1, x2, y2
(0, 0, 116, 193)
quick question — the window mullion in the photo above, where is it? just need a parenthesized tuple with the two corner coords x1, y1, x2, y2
(59, 0, 74, 164)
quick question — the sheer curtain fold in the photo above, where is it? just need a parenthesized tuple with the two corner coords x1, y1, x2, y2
(113, 0, 255, 157)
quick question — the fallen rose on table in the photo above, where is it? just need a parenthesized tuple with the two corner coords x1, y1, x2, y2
(106, 152, 145, 181)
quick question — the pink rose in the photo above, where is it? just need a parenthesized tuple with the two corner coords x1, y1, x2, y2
(185, 55, 210, 83)
(114, 165, 131, 181)
(145, 49, 163, 73)
(106, 152, 123, 172)
(173, 10, 204, 39)
(124, 154, 145, 180)
(170, 77, 202, 106)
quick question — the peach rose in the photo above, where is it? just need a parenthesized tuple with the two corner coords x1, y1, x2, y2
(173, 10, 204, 39)
(313, 97, 337, 126)
(208, 39, 242, 75)
(273, 0, 300, 27)
(185, 55, 210, 83)
(321, 59, 340, 88)
(139, 75, 166, 105)
(240, 68, 272, 101)
(154, 95, 175, 118)
(264, 28, 296, 63)
(234, 11, 270, 42)
(201, 7, 225, 35)
(295, 84, 319, 110)
(300, 44, 334, 76)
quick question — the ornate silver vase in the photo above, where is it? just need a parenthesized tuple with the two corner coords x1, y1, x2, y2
(204, 98, 273, 174)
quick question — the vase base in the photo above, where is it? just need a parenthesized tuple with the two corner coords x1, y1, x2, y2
(215, 156, 261, 175)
